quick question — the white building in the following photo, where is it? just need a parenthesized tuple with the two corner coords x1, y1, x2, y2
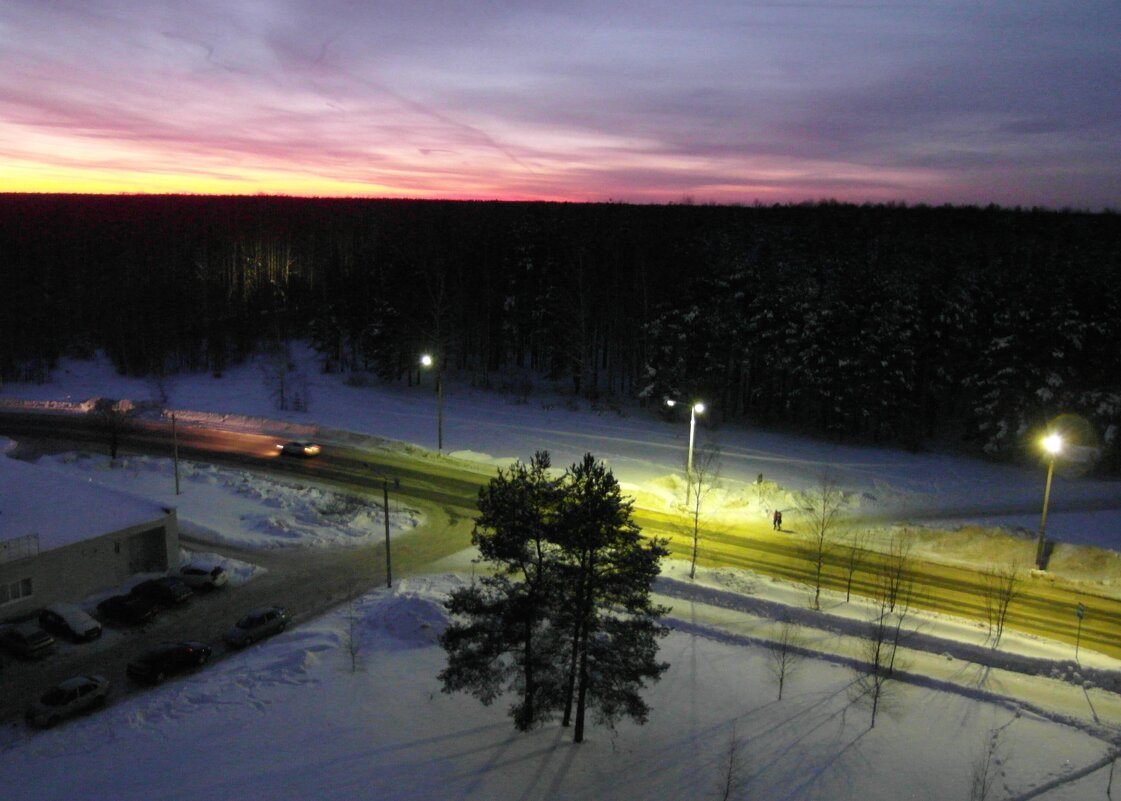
(0, 452, 178, 618)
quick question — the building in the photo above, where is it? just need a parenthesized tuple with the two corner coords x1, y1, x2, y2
(0, 451, 178, 619)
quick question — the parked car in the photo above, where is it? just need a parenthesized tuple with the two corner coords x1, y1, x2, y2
(224, 606, 291, 647)
(26, 675, 109, 728)
(39, 603, 102, 642)
(97, 594, 160, 626)
(130, 577, 193, 606)
(277, 441, 321, 458)
(0, 622, 55, 659)
(127, 641, 212, 683)
(179, 562, 228, 590)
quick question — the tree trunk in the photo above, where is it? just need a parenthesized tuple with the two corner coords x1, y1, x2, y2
(573, 619, 591, 743)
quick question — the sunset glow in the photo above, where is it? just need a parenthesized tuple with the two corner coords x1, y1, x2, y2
(2, 1, 1119, 207)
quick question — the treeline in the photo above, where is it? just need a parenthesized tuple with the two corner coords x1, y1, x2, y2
(1, 194, 1118, 468)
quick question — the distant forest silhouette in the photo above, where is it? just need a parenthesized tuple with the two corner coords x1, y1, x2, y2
(1, 194, 1118, 469)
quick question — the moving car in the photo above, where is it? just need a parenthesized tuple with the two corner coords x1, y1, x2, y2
(26, 675, 109, 728)
(127, 641, 212, 683)
(97, 594, 160, 626)
(224, 606, 291, 647)
(277, 441, 321, 458)
(0, 622, 55, 659)
(179, 561, 228, 590)
(130, 577, 194, 606)
(39, 603, 102, 642)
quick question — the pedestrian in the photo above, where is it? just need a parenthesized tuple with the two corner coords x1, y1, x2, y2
(772, 509, 781, 530)
(777, 510, 783, 530)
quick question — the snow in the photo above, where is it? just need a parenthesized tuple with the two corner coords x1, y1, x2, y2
(0, 439, 168, 552)
(21, 451, 422, 552)
(2, 344, 1117, 551)
(0, 576, 1115, 801)
(3, 346, 1121, 800)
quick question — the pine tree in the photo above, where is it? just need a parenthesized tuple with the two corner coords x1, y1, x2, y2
(438, 452, 562, 730)
(439, 452, 670, 743)
(553, 454, 670, 743)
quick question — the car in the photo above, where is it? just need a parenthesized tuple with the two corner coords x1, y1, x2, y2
(130, 577, 194, 606)
(39, 603, 103, 642)
(224, 606, 291, 647)
(277, 441, 321, 458)
(0, 622, 55, 659)
(97, 594, 161, 626)
(127, 641, 213, 683)
(26, 675, 109, 728)
(179, 562, 228, 590)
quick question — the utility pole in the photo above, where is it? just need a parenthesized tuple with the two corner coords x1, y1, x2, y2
(1075, 602, 1085, 663)
(171, 411, 181, 496)
(383, 478, 393, 588)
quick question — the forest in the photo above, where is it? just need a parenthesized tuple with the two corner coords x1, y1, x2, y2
(1, 194, 1118, 470)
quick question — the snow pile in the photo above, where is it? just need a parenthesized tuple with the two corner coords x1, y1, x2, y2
(178, 548, 266, 587)
(36, 452, 424, 551)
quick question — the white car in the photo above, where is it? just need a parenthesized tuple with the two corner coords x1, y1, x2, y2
(39, 603, 102, 642)
(179, 562, 228, 590)
(26, 675, 109, 728)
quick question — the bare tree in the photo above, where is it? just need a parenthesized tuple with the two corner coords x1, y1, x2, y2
(854, 535, 913, 728)
(767, 617, 804, 700)
(714, 721, 749, 801)
(798, 474, 846, 609)
(983, 561, 1020, 649)
(969, 727, 1004, 801)
(684, 443, 722, 579)
(91, 398, 130, 461)
(843, 530, 867, 603)
(881, 532, 913, 616)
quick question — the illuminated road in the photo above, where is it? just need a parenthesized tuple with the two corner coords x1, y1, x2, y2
(2, 410, 1120, 660)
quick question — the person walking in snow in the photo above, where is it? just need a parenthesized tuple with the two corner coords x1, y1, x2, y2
(776, 510, 783, 530)
(772, 509, 781, 530)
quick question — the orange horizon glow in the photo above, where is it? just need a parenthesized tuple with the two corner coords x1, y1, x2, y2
(1, 3, 1118, 210)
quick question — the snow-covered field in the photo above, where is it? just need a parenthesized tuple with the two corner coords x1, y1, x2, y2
(1, 574, 1116, 801)
(2, 344, 1118, 550)
(3, 347, 1121, 800)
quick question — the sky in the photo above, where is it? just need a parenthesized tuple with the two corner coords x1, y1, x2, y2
(1, 1, 1119, 208)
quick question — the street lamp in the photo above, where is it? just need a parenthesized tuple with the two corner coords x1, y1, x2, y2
(1036, 432, 1063, 569)
(666, 399, 705, 505)
(420, 353, 443, 453)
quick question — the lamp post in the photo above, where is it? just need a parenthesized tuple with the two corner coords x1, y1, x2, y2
(666, 399, 705, 506)
(420, 353, 443, 453)
(1036, 432, 1063, 569)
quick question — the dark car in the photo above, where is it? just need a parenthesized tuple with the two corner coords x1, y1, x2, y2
(39, 603, 102, 642)
(130, 577, 194, 606)
(277, 441, 321, 458)
(224, 606, 291, 647)
(97, 594, 160, 626)
(127, 641, 213, 683)
(26, 675, 109, 728)
(0, 622, 55, 660)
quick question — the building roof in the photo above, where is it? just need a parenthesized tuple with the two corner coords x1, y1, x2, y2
(0, 447, 169, 553)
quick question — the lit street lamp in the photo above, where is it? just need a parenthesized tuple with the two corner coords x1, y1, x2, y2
(1036, 432, 1063, 569)
(420, 353, 444, 453)
(666, 398, 705, 505)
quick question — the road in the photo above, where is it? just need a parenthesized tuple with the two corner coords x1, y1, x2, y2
(1, 408, 1119, 724)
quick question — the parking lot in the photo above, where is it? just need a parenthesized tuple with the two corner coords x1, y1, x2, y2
(0, 536, 388, 726)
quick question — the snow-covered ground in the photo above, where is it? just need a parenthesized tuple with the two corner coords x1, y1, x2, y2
(2, 344, 1118, 550)
(3, 346, 1121, 800)
(0, 574, 1116, 801)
